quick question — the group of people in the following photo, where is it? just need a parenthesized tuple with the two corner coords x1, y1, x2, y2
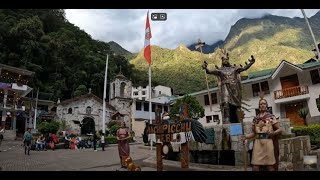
(64, 132, 106, 151)
(22, 129, 59, 154)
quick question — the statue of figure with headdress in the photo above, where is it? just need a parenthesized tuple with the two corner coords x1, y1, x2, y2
(202, 49, 255, 123)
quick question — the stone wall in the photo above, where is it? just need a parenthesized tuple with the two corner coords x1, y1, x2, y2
(188, 118, 293, 166)
(57, 97, 115, 134)
(279, 136, 311, 169)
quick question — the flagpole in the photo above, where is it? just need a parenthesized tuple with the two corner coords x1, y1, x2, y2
(33, 88, 39, 130)
(301, 9, 320, 61)
(102, 54, 109, 134)
(149, 64, 153, 151)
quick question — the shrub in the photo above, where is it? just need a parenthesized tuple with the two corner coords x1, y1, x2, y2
(38, 121, 60, 135)
(110, 124, 120, 136)
(298, 108, 309, 125)
(106, 136, 118, 144)
(107, 121, 120, 129)
(99, 129, 110, 136)
(292, 124, 320, 146)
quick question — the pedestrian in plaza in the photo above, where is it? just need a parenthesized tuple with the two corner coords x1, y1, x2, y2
(100, 133, 105, 151)
(117, 122, 130, 168)
(23, 128, 33, 155)
(93, 132, 98, 152)
(0, 126, 4, 152)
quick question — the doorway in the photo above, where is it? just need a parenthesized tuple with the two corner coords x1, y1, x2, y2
(5, 116, 12, 130)
(81, 117, 95, 134)
(285, 102, 305, 126)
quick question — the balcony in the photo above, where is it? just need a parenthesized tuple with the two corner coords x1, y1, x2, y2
(274, 85, 310, 104)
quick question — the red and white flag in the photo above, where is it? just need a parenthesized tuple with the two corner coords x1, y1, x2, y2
(144, 11, 152, 65)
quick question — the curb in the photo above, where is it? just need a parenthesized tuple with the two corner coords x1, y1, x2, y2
(142, 156, 249, 171)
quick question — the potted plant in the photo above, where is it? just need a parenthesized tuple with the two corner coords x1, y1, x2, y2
(298, 107, 309, 126)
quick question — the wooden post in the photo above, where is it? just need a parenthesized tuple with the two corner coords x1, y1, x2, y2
(155, 108, 163, 171)
(180, 103, 189, 168)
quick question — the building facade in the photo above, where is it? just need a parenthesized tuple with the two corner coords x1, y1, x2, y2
(132, 85, 172, 100)
(175, 60, 320, 127)
(56, 93, 116, 135)
(131, 96, 173, 137)
(0, 64, 33, 138)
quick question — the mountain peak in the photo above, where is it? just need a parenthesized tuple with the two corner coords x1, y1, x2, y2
(175, 44, 190, 51)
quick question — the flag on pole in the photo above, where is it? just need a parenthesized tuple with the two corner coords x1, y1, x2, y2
(144, 11, 152, 65)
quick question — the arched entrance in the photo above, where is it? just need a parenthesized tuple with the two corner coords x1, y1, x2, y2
(81, 117, 95, 135)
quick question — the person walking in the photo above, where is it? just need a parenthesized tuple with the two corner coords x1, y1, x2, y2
(23, 128, 33, 155)
(101, 133, 105, 151)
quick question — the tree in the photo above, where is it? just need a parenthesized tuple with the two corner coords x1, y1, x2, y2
(169, 94, 205, 120)
(73, 85, 87, 97)
(298, 107, 309, 126)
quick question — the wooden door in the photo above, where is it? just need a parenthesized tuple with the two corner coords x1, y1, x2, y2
(280, 74, 300, 97)
(285, 102, 305, 126)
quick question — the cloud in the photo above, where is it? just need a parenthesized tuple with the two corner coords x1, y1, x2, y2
(65, 9, 320, 53)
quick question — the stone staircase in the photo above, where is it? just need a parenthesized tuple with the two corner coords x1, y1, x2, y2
(1, 130, 17, 141)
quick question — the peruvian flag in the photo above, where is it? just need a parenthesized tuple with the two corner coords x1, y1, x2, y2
(144, 11, 152, 65)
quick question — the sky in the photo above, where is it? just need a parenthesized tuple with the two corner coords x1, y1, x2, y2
(65, 9, 320, 53)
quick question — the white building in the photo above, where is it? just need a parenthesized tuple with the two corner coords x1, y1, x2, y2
(131, 95, 174, 137)
(131, 85, 172, 100)
(174, 60, 320, 127)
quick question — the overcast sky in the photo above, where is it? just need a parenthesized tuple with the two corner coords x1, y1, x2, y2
(65, 9, 320, 53)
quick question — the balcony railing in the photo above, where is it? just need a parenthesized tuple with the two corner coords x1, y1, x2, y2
(274, 85, 309, 100)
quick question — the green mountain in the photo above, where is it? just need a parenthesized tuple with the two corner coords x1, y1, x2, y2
(108, 41, 137, 60)
(130, 12, 320, 94)
(0, 9, 136, 101)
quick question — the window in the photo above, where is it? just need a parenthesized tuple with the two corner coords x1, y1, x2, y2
(206, 116, 212, 123)
(260, 81, 270, 94)
(134, 92, 138, 96)
(164, 106, 168, 113)
(68, 108, 72, 114)
(120, 82, 126, 97)
(252, 81, 270, 97)
(142, 97, 146, 101)
(204, 95, 209, 105)
(252, 83, 260, 97)
(157, 105, 163, 113)
(310, 69, 320, 84)
(136, 101, 142, 111)
(213, 115, 219, 122)
(152, 104, 156, 112)
(86, 106, 91, 115)
(144, 102, 149, 111)
(159, 91, 161, 95)
(316, 97, 320, 112)
(142, 91, 146, 95)
(211, 93, 218, 104)
(204, 93, 218, 105)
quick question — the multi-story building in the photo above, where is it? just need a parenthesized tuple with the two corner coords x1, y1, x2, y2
(131, 85, 172, 100)
(174, 59, 320, 127)
(0, 64, 33, 138)
(131, 95, 174, 137)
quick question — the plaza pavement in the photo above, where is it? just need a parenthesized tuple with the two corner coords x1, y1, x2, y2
(0, 139, 157, 171)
